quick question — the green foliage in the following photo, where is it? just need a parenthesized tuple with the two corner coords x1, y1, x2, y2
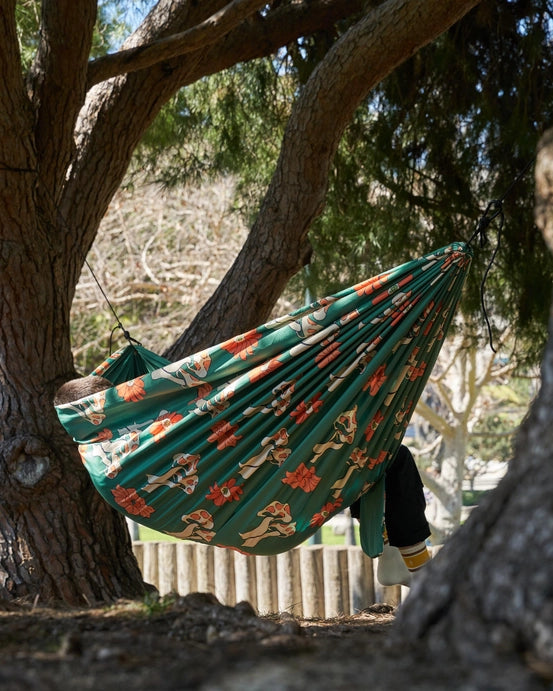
(15, 1, 40, 70)
(463, 489, 489, 507)
(96, 0, 152, 52)
(467, 375, 536, 461)
(140, 592, 178, 616)
(468, 413, 517, 462)
(302, 1, 553, 366)
(350, 0, 553, 364)
(134, 58, 293, 235)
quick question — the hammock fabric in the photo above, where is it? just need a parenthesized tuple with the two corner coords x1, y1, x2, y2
(56, 242, 472, 558)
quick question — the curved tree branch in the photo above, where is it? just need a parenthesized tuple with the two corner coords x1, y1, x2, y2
(167, 0, 483, 357)
(416, 399, 454, 440)
(87, 0, 269, 88)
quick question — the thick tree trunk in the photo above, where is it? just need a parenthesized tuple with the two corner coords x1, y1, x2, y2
(0, 439, 146, 605)
(0, 202, 147, 604)
(392, 322, 553, 688)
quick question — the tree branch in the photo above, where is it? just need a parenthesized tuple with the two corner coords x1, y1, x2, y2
(0, 2, 35, 201)
(28, 0, 97, 201)
(416, 399, 453, 440)
(87, 0, 270, 88)
(418, 466, 445, 501)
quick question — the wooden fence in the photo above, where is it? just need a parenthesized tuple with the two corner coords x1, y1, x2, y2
(132, 541, 404, 617)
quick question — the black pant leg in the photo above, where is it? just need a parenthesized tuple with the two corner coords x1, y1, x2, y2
(349, 445, 430, 547)
(384, 445, 430, 547)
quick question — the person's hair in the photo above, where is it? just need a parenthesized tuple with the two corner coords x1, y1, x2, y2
(54, 375, 111, 405)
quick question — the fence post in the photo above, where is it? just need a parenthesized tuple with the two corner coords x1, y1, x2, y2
(214, 547, 235, 606)
(176, 542, 197, 595)
(234, 552, 257, 610)
(133, 541, 405, 612)
(277, 549, 302, 616)
(158, 542, 177, 595)
(347, 547, 375, 613)
(142, 541, 159, 592)
(323, 546, 350, 617)
(256, 554, 278, 614)
(132, 541, 144, 574)
(195, 543, 215, 595)
(126, 518, 140, 541)
(299, 545, 325, 618)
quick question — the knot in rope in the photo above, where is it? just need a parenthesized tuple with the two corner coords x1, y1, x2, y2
(468, 199, 504, 249)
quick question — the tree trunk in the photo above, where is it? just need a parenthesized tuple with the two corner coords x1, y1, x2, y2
(424, 432, 465, 545)
(391, 132, 553, 689)
(0, 440, 146, 605)
(392, 323, 553, 688)
(0, 202, 146, 604)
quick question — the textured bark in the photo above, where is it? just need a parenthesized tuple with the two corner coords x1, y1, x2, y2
(392, 132, 553, 688)
(0, 0, 480, 604)
(535, 128, 553, 254)
(87, 0, 271, 87)
(0, 438, 146, 605)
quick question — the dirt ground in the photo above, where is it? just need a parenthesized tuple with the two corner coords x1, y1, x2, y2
(0, 592, 544, 691)
(0, 593, 423, 691)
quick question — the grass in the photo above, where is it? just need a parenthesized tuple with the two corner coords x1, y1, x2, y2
(462, 489, 489, 506)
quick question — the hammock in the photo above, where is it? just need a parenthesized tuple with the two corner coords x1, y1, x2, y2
(56, 242, 472, 557)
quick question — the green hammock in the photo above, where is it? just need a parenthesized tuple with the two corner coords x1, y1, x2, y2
(56, 242, 472, 557)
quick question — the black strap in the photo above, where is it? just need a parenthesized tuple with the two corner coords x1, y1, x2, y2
(467, 157, 535, 352)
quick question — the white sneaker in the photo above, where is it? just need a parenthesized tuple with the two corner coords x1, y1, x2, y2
(376, 544, 412, 587)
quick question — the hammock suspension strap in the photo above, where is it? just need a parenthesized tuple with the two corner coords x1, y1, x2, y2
(467, 156, 536, 352)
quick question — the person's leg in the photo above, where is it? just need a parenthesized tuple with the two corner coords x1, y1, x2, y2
(383, 445, 431, 580)
(349, 445, 431, 585)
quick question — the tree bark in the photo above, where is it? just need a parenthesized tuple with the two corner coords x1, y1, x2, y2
(391, 131, 553, 688)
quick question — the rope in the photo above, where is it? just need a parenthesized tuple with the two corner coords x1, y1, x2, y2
(467, 156, 536, 352)
(84, 259, 142, 351)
